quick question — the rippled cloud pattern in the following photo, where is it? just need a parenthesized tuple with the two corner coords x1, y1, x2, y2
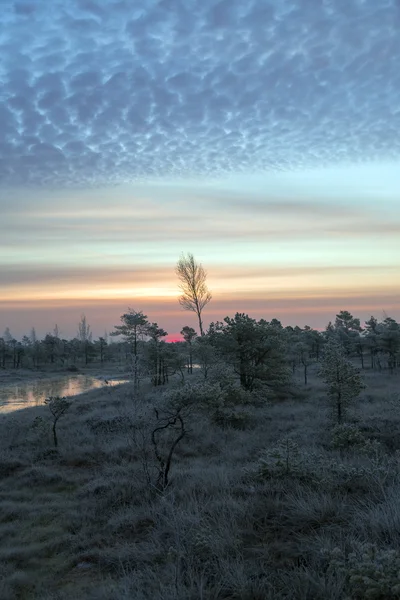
(1, 0, 400, 186)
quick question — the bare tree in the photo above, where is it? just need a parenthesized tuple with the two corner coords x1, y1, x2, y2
(77, 314, 92, 366)
(175, 253, 212, 336)
(151, 406, 187, 490)
(77, 314, 92, 343)
(44, 396, 71, 448)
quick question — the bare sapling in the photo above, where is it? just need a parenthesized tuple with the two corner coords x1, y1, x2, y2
(44, 396, 71, 448)
(151, 407, 187, 490)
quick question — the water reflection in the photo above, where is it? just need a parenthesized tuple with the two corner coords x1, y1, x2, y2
(0, 375, 127, 413)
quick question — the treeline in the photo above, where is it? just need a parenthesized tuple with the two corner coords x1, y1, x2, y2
(1, 309, 398, 388)
(0, 316, 111, 370)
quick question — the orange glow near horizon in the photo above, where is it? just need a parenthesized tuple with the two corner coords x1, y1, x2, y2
(1, 283, 399, 340)
(1, 175, 399, 338)
(1, 263, 399, 302)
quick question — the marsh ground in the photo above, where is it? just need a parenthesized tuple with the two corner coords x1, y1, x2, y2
(1, 367, 400, 599)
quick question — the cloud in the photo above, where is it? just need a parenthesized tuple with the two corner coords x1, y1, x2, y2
(1, 260, 398, 315)
(14, 2, 36, 16)
(1, 0, 400, 186)
(0, 264, 172, 287)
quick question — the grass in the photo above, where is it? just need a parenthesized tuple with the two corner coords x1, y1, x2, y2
(0, 366, 400, 599)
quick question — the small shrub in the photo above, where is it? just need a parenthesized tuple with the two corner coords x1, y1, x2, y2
(211, 409, 252, 430)
(247, 440, 392, 493)
(331, 424, 383, 458)
(387, 392, 400, 410)
(221, 384, 253, 407)
(192, 528, 215, 559)
(357, 438, 384, 458)
(87, 416, 135, 435)
(252, 437, 302, 479)
(28, 416, 51, 448)
(162, 381, 221, 412)
(31, 416, 50, 435)
(327, 544, 400, 599)
(0, 456, 25, 478)
(162, 380, 254, 416)
(331, 423, 367, 450)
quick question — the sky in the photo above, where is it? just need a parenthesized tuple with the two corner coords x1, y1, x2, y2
(1, 0, 400, 340)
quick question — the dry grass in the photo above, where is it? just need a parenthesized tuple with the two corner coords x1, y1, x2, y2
(1, 366, 400, 599)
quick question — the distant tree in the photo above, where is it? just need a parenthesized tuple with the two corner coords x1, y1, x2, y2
(69, 338, 81, 366)
(162, 342, 187, 383)
(15, 342, 24, 368)
(3, 328, 12, 343)
(29, 327, 41, 368)
(57, 339, 68, 366)
(77, 314, 92, 342)
(2, 328, 14, 366)
(379, 317, 400, 373)
(303, 325, 323, 360)
(111, 308, 150, 390)
(9, 338, 17, 368)
(365, 315, 378, 333)
(353, 333, 368, 370)
(319, 337, 365, 424)
(194, 335, 219, 380)
(335, 310, 361, 332)
(294, 336, 313, 385)
(270, 318, 283, 330)
(43, 334, 58, 364)
(97, 336, 108, 364)
(0, 337, 6, 368)
(364, 316, 379, 369)
(180, 326, 197, 373)
(146, 323, 168, 386)
(334, 310, 362, 357)
(175, 252, 212, 336)
(325, 321, 335, 339)
(285, 325, 302, 374)
(21, 335, 32, 349)
(77, 314, 93, 365)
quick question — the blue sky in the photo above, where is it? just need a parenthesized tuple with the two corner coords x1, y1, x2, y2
(0, 0, 399, 338)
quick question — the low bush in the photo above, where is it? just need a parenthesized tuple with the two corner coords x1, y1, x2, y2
(327, 543, 400, 599)
(211, 408, 253, 430)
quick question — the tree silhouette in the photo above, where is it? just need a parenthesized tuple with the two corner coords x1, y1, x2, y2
(175, 253, 211, 336)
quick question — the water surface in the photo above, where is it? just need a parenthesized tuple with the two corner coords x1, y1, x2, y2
(0, 374, 127, 413)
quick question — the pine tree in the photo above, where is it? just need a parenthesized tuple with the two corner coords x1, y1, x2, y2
(319, 337, 365, 424)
